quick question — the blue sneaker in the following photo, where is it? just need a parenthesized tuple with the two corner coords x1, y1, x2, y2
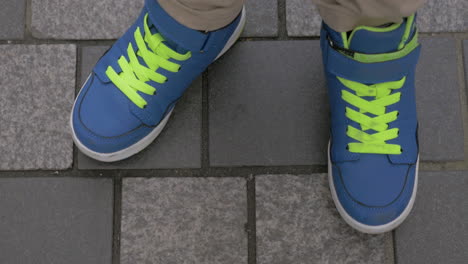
(321, 15, 420, 233)
(71, 0, 245, 162)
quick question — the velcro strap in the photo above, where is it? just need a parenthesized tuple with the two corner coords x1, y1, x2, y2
(324, 39, 421, 83)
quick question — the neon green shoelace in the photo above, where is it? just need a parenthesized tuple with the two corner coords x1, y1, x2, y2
(339, 76, 405, 155)
(106, 14, 192, 109)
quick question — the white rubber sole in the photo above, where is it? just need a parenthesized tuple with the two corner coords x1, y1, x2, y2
(71, 7, 246, 162)
(327, 142, 419, 234)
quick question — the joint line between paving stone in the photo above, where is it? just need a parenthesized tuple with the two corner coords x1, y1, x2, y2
(75, 45, 83, 97)
(0, 33, 467, 46)
(201, 71, 210, 168)
(392, 230, 399, 264)
(247, 175, 257, 264)
(24, 0, 33, 40)
(456, 39, 468, 165)
(277, 0, 288, 40)
(0, 165, 329, 178)
(72, 45, 82, 171)
(112, 175, 123, 264)
(2, 161, 468, 178)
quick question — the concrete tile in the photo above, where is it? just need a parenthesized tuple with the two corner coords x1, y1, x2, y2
(77, 78, 202, 169)
(121, 177, 247, 264)
(31, 0, 277, 39)
(256, 174, 394, 264)
(79, 46, 110, 87)
(417, 0, 468, 32)
(208, 40, 329, 166)
(416, 38, 464, 161)
(395, 171, 468, 264)
(0, 0, 26, 39)
(243, 0, 278, 37)
(0, 177, 113, 264)
(0, 45, 75, 170)
(31, 0, 144, 39)
(286, 0, 321, 36)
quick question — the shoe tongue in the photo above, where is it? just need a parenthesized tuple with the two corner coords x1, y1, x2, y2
(347, 22, 408, 54)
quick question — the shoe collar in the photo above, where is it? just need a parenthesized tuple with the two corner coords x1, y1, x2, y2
(326, 15, 417, 54)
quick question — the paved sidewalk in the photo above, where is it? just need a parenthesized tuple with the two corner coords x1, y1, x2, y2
(0, 0, 467, 263)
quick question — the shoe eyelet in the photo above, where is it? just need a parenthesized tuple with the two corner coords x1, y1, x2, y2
(346, 145, 349, 151)
(400, 148, 404, 153)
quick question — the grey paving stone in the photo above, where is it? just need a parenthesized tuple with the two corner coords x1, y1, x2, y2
(0, 0, 26, 39)
(0, 177, 113, 264)
(256, 174, 394, 264)
(0, 45, 75, 170)
(395, 171, 468, 264)
(417, 0, 468, 32)
(416, 38, 464, 161)
(79, 46, 110, 87)
(242, 0, 278, 37)
(121, 177, 247, 264)
(77, 78, 202, 169)
(286, 0, 321, 36)
(31, 0, 144, 39)
(31, 0, 276, 39)
(208, 40, 329, 166)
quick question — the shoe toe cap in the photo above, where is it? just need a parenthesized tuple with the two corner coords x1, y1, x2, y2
(71, 74, 150, 153)
(331, 158, 417, 228)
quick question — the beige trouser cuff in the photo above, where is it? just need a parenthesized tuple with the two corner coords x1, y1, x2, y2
(315, 0, 426, 32)
(157, 0, 245, 31)
(157, 0, 426, 32)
